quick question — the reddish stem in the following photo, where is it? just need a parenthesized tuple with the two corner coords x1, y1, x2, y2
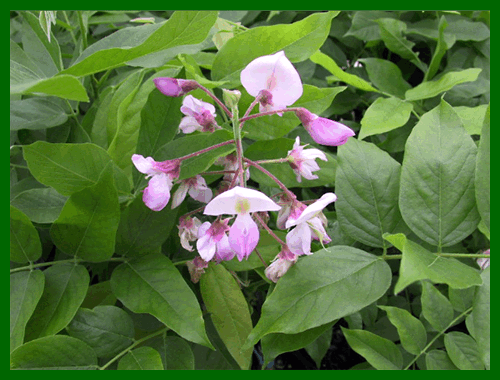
(176, 140, 235, 161)
(240, 93, 262, 130)
(254, 213, 286, 247)
(196, 84, 233, 119)
(239, 107, 304, 123)
(243, 158, 296, 201)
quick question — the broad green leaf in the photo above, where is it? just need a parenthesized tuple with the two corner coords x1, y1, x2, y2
(61, 11, 218, 77)
(262, 322, 335, 366)
(81, 281, 117, 309)
(11, 188, 67, 224)
(444, 331, 484, 370)
(399, 100, 480, 248)
(200, 263, 253, 370)
(426, 16, 454, 81)
(10, 38, 44, 77)
(147, 334, 195, 370)
(358, 58, 411, 99)
(344, 11, 397, 41)
(23, 141, 131, 196)
(378, 306, 427, 355)
(10, 271, 45, 352)
(118, 347, 163, 370)
(110, 253, 212, 348)
(245, 138, 337, 188)
(67, 306, 135, 358)
(449, 287, 475, 313)
(471, 267, 489, 369)
(335, 138, 407, 248)
(421, 281, 454, 331)
(359, 97, 413, 140)
(407, 15, 490, 42)
(50, 164, 119, 262)
(90, 86, 116, 147)
(405, 68, 482, 101)
(454, 105, 488, 135)
(24, 264, 90, 340)
(475, 105, 490, 233)
(240, 84, 346, 140)
(212, 11, 338, 86)
(10, 335, 98, 370)
(310, 50, 379, 93)
(10, 98, 68, 131)
(10, 74, 89, 102)
(243, 247, 392, 349)
(115, 195, 178, 257)
(304, 325, 334, 368)
(342, 328, 403, 370)
(10, 205, 42, 264)
(383, 233, 482, 293)
(425, 350, 459, 370)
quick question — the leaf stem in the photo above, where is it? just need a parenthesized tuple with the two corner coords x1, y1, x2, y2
(76, 11, 88, 50)
(243, 158, 296, 201)
(10, 257, 128, 274)
(176, 140, 235, 161)
(254, 213, 286, 247)
(196, 84, 233, 119)
(239, 107, 303, 123)
(252, 157, 289, 165)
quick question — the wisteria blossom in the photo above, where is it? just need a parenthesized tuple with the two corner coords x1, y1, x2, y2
(186, 256, 209, 284)
(132, 154, 180, 211)
(215, 153, 250, 185)
(179, 95, 219, 133)
(178, 216, 202, 251)
(265, 246, 298, 283)
(171, 175, 213, 209)
(288, 136, 328, 182)
(477, 249, 490, 270)
(204, 186, 281, 261)
(285, 193, 337, 255)
(153, 77, 198, 97)
(240, 50, 303, 115)
(196, 218, 235, 262)
(295, 108, 355, 146)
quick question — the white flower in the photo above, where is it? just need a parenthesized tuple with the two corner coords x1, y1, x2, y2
(287, 136, 328, 182)
(171, 175, 213, 209)
(179, 95, 219, 133)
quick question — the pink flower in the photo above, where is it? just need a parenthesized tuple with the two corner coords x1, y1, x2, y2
(179, 95, 219, 133)
(186, 256, 209, 283)
(153, 77, 198, 97)
(204, 186, 281, 261)
(276, 198, 306, 230)
(178, 216, 202, 251)
(477, 249, 490, 270)
(265, 246, 298, 283)
(288, 136, 328, 183)
(285, 193, 336, 255)
(240, 51, 303, 115)
(196, 219, 235, 262)
(215, 153, 250, 185)
(132, 154, 180, 211)
(295, 108, 355, 146)
(171, 175, 213, 209)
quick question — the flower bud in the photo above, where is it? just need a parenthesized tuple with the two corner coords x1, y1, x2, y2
(186, 256, 209, 283)
(295, 108, 355, 146)
(222, 89, 241, 109)
(153, 78, 198, 97)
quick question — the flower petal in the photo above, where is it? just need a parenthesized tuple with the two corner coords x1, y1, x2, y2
(132, 154, 156, 175)
(215, 234, 235, 261)
(286, 223, 312, 255)
(229, 213, 260, 261)
(305, 118, 355, 146)
(286, 193, 336, 227)
(143, 173, 172, 211)
(240, 51, 283, 97)
(179, 116, 202, 134)
(171, 182, 189, 209)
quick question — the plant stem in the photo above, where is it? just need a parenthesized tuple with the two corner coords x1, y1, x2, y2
(240, 94, 262, 130)
(411, 109, 421, 121)
(231, 105, 246, 186)
(403, 307, 473, 370)
(10, 163, 29, 170)
(176, 140, 235, 161)
(10, 257, 128, 274)
(62, 11, 78, 46)
(239, 107, 302, 123)
(77, 11, 88, 50)
(253, 248, 268, 268)
(179, 205, 206, 221)
(252, 158, 289, 165)
(201, 170, 236, 176)
(439, 253, 490, 259)
(254, 213, 286, 247)
(243, 158, 296, 201)
(196, 84, 233, 119)
(99, 327, 169, 370)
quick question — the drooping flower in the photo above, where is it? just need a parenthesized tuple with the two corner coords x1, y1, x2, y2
(285, 193, 336, 255)
(179, 95, 219, 133)
(196, 219, 235, 262)
(287, 136, 328, 183)
(215, 153, 250, 185)
(240, 51, 303, 115)
(276, 197, 306, 230)
(153, 77, 198, 97)
(295, 108, 355, 146)
(132, 154, 180, 211)
(477, 249, 490, 270)
(265, 246, 298, 283)
(178, 216, 202, 251)
(204, 186, 281, 261)
(171, 175, 213, 209)
(186, 256, 209, 283)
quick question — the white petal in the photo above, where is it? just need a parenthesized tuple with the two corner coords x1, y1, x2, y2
(171, 182, 189, 209)
(203, 186, 281, 215)
(286, 223, 312, 255)
(179, 116, 202, 133)
(189, 185, 213, 203)
(301, 148, 327, 161)
(132, 154, 156, 175)
(143, 173, 172, 211)
(269, 52, 303, 107)
(196, 232, 216, 261)
(197, 221, 212, 239)
(240, 51, 283, 96)
(292, 193, 337, 225)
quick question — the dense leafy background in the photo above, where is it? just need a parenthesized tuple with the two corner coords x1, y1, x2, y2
(10, 10, 489, 370)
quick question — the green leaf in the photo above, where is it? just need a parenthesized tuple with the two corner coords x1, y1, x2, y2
(449, 287, 475, 313)
(262, 322, 335, 366)
(67, 306, 135, 358)
(24, 264, 89, 340)
(10, 98, 68, 131)
(243, 247, 392, 349)
(304, 325, 334, 368)
(444, 331, 484, 370)
(50, 164, 120, 262)
(342, 328, 403, 370)
(147, 334, 195, 370)
(212, 11, 338, 86)
(454, 105, 488, 135)
(310, 50, 379, 93)
(10, 271, 45, 352)
(23, 141, 131, 197)
(110, 253, 212, 348)
(383, 233, 482, 293)
(81, 281, 117, 309)
(115, 195, 178, 257)
(425, 350, 459, 370)
(399, 100, 480, 248)
(378, 306, 427, 355)
(10, 205, 42, 264)
(118, 347, 164, 370)
(61, 11, 218, 77)
(344, 11, 397, 41)
(471, 267, 490, 369)
(245, 138, 337, 188)
(200, 263, 253, 369)
(335, 138, 407, 248)
(10, 335, 98, 370)
(358, 58, 412, 99)
(407, 15, 490, 42)
(426, 16, 454, 81)
(421, 281, 454, 331)
(11, 74, 89, 102)
(475, 105, 490, 234)
(359, 97, 413, 140)
(405, 68, 482, 101)
(11, 188, 67, 224)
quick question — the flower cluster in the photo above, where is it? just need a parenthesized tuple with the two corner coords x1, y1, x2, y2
(132, 50, 355, 283)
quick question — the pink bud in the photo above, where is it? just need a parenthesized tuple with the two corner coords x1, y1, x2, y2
(186, 256, 209, 283)
(178, 216, 202, 251)
(295, 108, 355, 146)
(265, 246, 298, 283)
(179, 95, 219, 133)
(288, 136, 328, 182)
(477, 249, 490, 270)
(153, 78, 198, 97)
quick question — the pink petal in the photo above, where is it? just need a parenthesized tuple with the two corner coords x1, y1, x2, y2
(171, 182, 189, 209)
(268, 52, 303, 107)
(286, 223, 312, 255)
(143, 173, 172, 211)
(132, 154, 156, 175)
(286, 193, 336, 227)
(196, 233, 217, 262)
(153, 77, 183, 97)
(215, 234, 236, 261)
(305, 118, 355, 146)
(229, 213, 260, 261)
(179, 116, 202, 134)
(241, 52, 283, 97)
(189, 180, 213, 204)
